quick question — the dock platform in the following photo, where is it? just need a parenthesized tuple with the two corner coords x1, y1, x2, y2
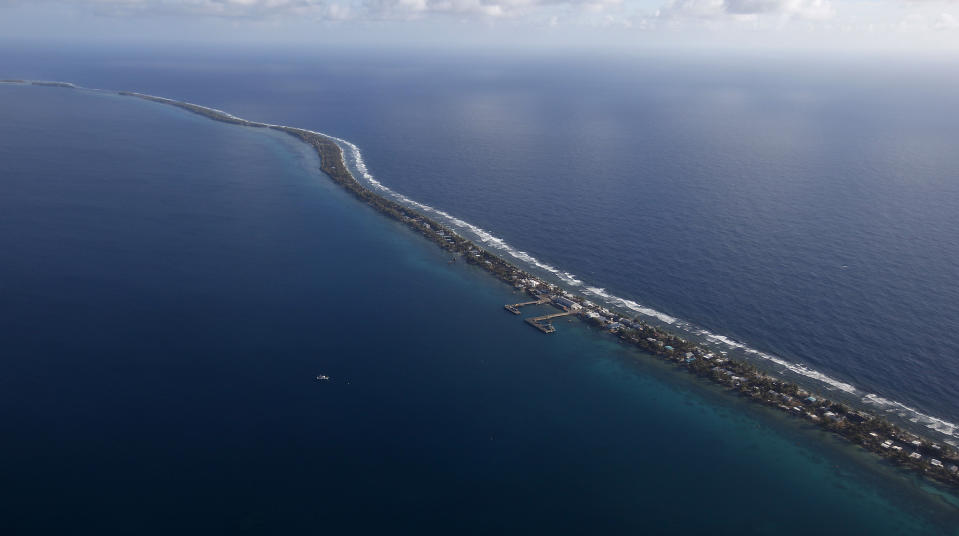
(525, 311, 576, 334)
(504, 298, 549, 315)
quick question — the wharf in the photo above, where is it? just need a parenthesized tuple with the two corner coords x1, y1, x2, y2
(525, 311, 577, 334)
(504, 298, 549, 315)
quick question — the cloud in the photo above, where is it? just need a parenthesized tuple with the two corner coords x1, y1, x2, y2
(2, 0, 627, 22)
(897, 11, 959, 32)
(656, 0, 835, 21)
(363, 0, 622, 20)
(3, 0, 336, 19)
(934, 12, 959, 30)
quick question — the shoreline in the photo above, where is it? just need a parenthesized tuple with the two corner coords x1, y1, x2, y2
(121, 89, 959, 491)
(6, 78, 955, 442)
(5, 80, 958, 491)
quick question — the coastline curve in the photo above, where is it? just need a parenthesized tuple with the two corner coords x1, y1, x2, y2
(4, 79, 957, 486)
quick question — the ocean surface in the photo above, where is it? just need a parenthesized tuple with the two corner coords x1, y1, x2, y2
(3, 45, 956, 442)
(1, 48, 959, 533)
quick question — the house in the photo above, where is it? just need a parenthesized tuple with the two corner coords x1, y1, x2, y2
(880, 440, 893, 449)
(909, 452, 922, 460)
(930, 459, 943, 468)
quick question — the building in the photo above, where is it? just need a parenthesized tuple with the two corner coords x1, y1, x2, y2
(552, 297, 581, 311)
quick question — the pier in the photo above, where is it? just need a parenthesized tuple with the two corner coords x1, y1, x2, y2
(504, 298, 549, 315)
(525, 311, 577, 334)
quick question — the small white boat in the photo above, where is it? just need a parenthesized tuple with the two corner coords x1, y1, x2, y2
(315, 374, 330, 381)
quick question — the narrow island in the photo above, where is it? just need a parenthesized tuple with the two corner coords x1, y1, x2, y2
(99, 88, 959, 491)
(30, 81, 75, 88)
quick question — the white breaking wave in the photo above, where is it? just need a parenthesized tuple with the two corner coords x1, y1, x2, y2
(53, 81, 955, 444)
(335, 137, 591, 288)
(863, 394, 958, 445)
(583, 286, 679, 324)
(330, 132, 959, 443)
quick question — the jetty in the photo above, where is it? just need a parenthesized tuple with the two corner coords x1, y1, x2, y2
(525, 311, 577, 334)
(505, 298, 549, 314)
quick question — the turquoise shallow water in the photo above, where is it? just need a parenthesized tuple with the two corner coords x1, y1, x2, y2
(0, 85, 957, 534)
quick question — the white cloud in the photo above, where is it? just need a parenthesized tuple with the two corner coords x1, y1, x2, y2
(2, 0, 628, 21)
(3, 0, 334, 18)
(657, 0, 834, 21)
(934, 12, 958, 30)
(4, 0, 959, 48)
(898, 11, 959, 32)
(362, 0, 622, 20)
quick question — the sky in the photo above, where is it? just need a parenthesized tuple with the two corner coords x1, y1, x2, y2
(1, 0, 958, 51)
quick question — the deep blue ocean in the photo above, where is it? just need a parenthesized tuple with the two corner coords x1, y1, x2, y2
(2, 46, 959, 533)
(4, 45, 956, 437)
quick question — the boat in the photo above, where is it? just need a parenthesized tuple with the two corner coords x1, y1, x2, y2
(315, 374, 330, 381)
